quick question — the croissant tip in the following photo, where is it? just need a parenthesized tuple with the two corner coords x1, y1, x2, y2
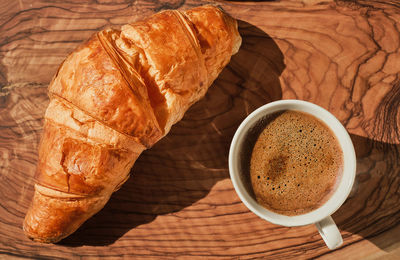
(23, 217, 63, 244)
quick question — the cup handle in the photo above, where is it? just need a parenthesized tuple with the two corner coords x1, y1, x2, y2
(315, 216, 343, 250)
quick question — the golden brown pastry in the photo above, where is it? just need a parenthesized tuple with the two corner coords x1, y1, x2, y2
(23, 5, 241, 243)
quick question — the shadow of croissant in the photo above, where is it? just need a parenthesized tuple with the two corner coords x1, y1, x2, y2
(60, 20, 285, 246)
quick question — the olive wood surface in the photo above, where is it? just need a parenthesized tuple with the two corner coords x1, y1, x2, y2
(1, 0, 400, 259)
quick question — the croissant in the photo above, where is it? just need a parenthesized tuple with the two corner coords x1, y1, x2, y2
(23, 5, 241, 243)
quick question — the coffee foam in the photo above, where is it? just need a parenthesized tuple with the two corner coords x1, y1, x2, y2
(249, 110, 343, 216)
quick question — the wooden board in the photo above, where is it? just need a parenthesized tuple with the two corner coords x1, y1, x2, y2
(1, 0, 400, 258)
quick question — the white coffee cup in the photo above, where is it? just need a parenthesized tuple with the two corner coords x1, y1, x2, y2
(228, 100, 356, 250)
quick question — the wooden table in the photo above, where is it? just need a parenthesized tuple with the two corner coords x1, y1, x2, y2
(1, 0, 400, 259)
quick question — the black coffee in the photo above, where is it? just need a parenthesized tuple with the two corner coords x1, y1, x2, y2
(250, 110, 343, 216)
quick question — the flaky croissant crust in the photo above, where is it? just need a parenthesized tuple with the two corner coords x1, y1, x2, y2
(23, 5, 241, 243)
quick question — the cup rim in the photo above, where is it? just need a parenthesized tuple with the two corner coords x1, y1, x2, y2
(228, 100, 356, 227)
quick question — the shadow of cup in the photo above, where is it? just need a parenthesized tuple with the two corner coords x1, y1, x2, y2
(334, 134, 400, 251)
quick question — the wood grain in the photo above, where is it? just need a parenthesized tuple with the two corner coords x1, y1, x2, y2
(1, 0, 400, 259)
